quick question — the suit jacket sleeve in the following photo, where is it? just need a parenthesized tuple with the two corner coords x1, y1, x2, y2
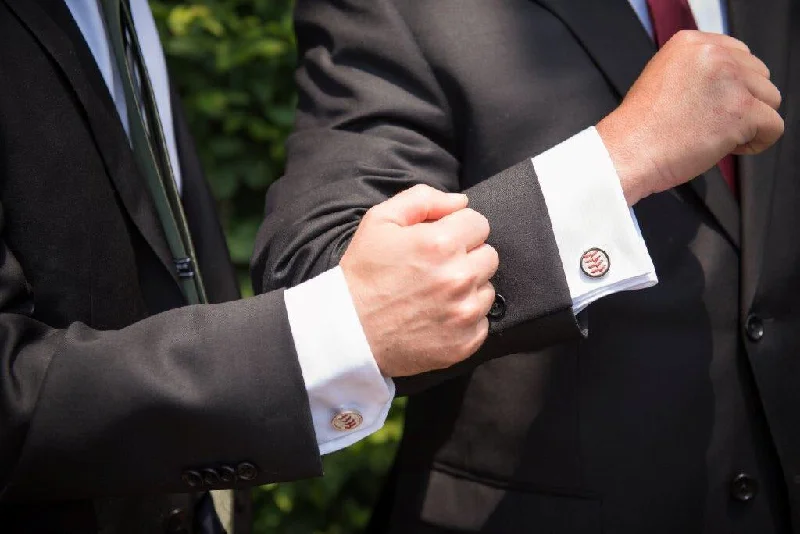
(0, 202, 322, 501)
(251, 0, 585, 395)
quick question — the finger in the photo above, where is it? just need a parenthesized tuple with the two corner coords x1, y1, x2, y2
(462, 316, 490, 359)
(742, 69, 782, 110)
(374, 184, 467, 226)
(475, 281, 496, 317)
(732, 101, 784, 155)
(467, 244, 500, 284)
(728, 48, 770, 78)
(432, 208, 490, 252)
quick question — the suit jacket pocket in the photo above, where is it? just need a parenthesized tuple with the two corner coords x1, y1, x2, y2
(419, 468, 601, 534)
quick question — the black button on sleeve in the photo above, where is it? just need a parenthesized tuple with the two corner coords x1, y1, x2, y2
(202, 468, 221, 487)
(181, 470, 203, 489)
(164, 508, 188, 534)
(219, 465, 237, 484)
(730, 473, 758, 502)
(237, 462, 258, 482)
(745, 314, 764, 342)
(488, 294, 506, 320)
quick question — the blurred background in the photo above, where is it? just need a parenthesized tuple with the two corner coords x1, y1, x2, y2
(148, 1, 404, 532)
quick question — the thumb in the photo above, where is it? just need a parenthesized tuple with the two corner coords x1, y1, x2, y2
(373, 184, 468, 226)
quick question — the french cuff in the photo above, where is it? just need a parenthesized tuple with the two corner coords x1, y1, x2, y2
(532, 126, 658, 314)
(284, 266, 394, 455)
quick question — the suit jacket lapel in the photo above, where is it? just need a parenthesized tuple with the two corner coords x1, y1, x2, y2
(680, 165, 741, 248)
(3, 0, 179, 284)
(535, 0, 740, 248)
(727, 0, 792, 311)
(535, 0, 655, 97)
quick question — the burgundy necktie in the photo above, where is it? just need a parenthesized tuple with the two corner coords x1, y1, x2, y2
(646, 0, 738, 198)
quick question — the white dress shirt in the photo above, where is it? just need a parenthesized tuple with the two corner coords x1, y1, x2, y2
(63, 0, 724, 455)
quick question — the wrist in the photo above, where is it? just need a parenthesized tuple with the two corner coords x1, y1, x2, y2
(596, 112, 658, 206)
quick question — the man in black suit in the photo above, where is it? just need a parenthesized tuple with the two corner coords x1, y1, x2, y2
(0, 0, 503, 532)
(254, 0, 796, 532)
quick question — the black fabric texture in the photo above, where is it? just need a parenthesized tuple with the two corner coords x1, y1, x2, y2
(0, 0, 321, 531)
(255, 0, 800, 533)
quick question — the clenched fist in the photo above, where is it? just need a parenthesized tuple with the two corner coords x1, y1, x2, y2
(597, 30, 784, 205)
(340, 184, 498, 377)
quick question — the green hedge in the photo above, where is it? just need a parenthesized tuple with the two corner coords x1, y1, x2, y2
(149, 2, 404, 532)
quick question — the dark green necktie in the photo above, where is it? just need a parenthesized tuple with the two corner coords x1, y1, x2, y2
(98, 0, 207, 305)
(97, 2, 235, 529)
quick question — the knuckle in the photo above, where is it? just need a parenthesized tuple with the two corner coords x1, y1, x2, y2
(698, 43, 726, 69)
(445, 268, 474, 292)
(676, 29, 699, 45)
(456, 299, 481, 324)
(732, 37, 751, 53)
(427, 230, 457, 256)
(408, 183, 434, 203)
(409, 183, 432, 194)
(485, 281, 497, 300)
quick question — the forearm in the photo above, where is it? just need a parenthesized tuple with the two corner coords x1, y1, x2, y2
(254, 155, 585, 398)
(1, 292, 321, 501)
(395, 129, 659, 394)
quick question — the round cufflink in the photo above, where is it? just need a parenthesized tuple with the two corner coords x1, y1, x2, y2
(331, 409, 364, 431)
(580, 247, 610, 278)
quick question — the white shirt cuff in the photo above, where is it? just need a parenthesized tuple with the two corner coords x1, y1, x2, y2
(284, 266, 395, 455)
(533, 127, 658, 313)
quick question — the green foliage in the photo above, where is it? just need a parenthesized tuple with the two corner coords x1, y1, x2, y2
(150, 0, 297, 295)
(252, 400, 405, 534)
(150, 2, 404, 532)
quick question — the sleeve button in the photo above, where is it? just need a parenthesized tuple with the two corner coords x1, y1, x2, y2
(219, 465, 237, 484)
(487, 294, 506, 321)
(745, 314, 765, 342)
(202, 468, 221, 486)
(164, 507, 189, 534)
(730, 473, 758, 502)
(237, 462, 259, 482)
(181, 470, 203, 489)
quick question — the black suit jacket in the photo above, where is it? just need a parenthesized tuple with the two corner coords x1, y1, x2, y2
(0, 1, 324, 532)
(253, 0, 800, 532)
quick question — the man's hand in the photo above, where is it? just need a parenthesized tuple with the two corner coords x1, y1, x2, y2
(597, 30, 784, 205)
(340, 185, 498, 377)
